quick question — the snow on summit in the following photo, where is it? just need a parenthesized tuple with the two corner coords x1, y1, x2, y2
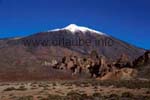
(49, 24, 107, 35)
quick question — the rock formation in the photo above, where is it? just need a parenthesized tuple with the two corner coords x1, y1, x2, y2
(97, 68, 138, 80)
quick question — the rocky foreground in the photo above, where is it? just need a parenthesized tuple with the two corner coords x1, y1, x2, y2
(0, 80, 150, 100)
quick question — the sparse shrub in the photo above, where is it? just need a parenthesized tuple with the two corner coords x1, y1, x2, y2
(30, 87, 37, 90)
(52, 82, 57, 86)
(10, 95, 17, 99)
(67, 87, 73, 89)
(47, 94, 63, 100)
(3, 87, 16, 91)
(146, 90, 150, 94)
(82, 83, 90, 87)
(81, 93, 88, 98)
(121, 92, 134, 98)
(67, 91, 83, 100)
(39, 83, 49, 88)
(31, 84, 36, 88)
(9, 93, 14, 96)
(107, 94, 120, 100)
(17, 95, 33, 100)
(16, 85, 27, 91)
(3, 86, 27, 92)
(37, 96, 45, 100)
(144, 96, 150, 100)
(92, 92, 102, 98)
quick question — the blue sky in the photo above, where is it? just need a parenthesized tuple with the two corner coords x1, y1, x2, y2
(0, 0, 150, 49)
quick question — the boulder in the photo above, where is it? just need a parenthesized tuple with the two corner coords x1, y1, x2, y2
(97, 68, 138, 80)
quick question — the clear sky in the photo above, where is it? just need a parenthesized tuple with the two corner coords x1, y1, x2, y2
(0, 0, 149, 49)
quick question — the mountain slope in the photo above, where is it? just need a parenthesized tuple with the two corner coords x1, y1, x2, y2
(0, 24, 145, 81)
(20, 24, 145, 60)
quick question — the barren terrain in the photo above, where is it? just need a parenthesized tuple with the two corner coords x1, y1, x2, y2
(0, 80, 150, 100)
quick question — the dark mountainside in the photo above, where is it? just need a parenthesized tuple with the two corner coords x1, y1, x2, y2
(0, 24, 147, 81)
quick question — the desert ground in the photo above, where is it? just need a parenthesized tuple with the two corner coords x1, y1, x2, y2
(0, 79, 150, 100)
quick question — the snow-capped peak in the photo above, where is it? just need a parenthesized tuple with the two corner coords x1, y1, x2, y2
(49, 24, 107, 35)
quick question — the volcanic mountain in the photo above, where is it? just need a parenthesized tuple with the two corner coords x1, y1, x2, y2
(0, 24, 145, 81)
(20, 24, 144, 60)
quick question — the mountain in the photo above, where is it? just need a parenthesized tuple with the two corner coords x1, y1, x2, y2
(0, 24, 145, 81)
(20, 24, 144, 60)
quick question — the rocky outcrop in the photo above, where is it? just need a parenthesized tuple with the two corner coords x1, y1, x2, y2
(97, 68, 138, 80)
(133, 50, 150, 67)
